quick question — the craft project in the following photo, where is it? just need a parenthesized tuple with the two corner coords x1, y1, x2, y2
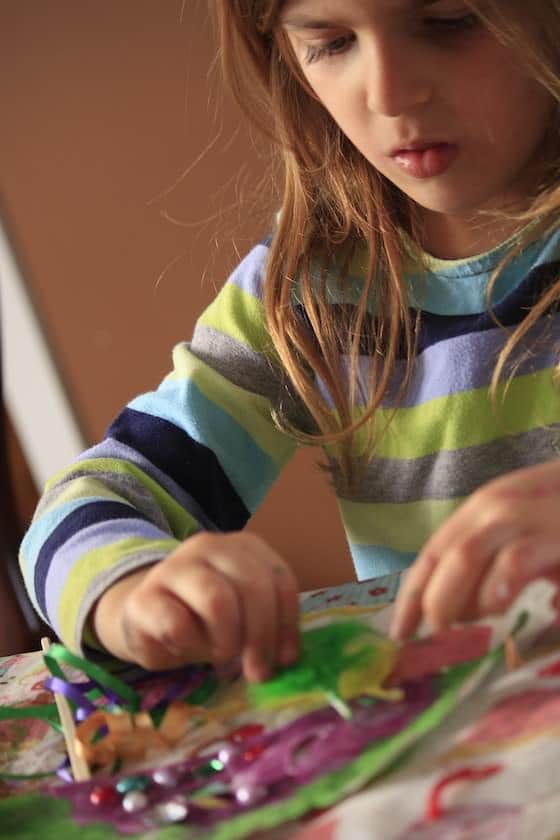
(0, 579, 556, 840)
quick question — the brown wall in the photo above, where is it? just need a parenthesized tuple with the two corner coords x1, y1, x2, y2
(0, 1, 353, 590)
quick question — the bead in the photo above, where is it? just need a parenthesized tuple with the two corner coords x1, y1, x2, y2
(122, 790, 149, 813)
(229, 723, 265, 744)
(151, 767, 180, 788)
(217, 743, 238, 765)
(89, 785, 119, 807)
(116, 774, 151, 794)
(235, 784, 267, 806)
(150, 798, 189, 824)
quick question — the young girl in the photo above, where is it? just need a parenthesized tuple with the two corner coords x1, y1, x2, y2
(21, 0, 560, 681)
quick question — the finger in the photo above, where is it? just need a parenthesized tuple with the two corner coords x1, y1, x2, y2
(165, 561, 243, 664)
(122, 587, 209, 670)
(389, 555, 439, 640)
(477, 536, 560, 616)
(271, 560, 300, 667)
(208, 549, 279, 683)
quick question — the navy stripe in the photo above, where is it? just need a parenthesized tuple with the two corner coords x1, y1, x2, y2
(295, 260, 560, 358)
(34, 501, 140, 618)
(106, 408, 250, 534)
(417, 260, 560, 353)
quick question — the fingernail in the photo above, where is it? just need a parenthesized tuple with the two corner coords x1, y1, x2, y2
(245, 650, 272, 683)
(279, 640, 299, 666)
(495, 581, 510, 601)
(479, 578, 510, 613)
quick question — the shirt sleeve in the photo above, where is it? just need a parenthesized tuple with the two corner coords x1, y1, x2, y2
(19, 242, 301, 653)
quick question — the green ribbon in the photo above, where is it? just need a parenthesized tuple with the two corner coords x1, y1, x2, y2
(0, 703, 62, 732)
(43, 645, 140, 712)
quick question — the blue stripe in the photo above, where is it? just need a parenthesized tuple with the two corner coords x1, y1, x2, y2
(34, 501, 141, 618)
(349, 544, 416, 580)
(106, 408, 249, 532)
(416, 260, 560, 353)
(128, 380, 279, 513)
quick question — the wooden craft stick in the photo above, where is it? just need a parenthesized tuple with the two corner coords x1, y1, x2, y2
(504, 635, 524, 672)
(40, 637, 91, 782)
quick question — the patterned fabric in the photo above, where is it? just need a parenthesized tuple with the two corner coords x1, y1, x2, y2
(20, 230, 560, 651)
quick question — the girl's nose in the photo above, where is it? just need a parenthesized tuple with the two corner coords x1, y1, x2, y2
(365, 37, 432, 117)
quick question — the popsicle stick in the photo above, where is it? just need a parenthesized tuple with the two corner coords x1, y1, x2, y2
(504, 634, 524, 672)
(41, 637, 91, 781)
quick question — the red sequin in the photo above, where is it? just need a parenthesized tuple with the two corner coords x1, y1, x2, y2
(229, 724, 265, 743)
(90, 785, 120, 807)
(368, 587, 388, 597)
(242, 743, 265, 762)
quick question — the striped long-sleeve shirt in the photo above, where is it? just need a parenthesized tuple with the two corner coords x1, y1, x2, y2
(20, 228, 560, 652)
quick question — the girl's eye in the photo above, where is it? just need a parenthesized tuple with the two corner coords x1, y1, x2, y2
(423, 13, 480, 33)
(304, 33, 355, 66)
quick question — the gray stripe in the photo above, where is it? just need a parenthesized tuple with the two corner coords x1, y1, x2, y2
(190, 326, 311, 431)
(332, 424, 560, 503)
(74, 549, 173, 654)
(38, 470, 174, 537)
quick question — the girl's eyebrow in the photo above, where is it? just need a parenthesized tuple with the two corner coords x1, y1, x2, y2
(281, 0, 442, 29)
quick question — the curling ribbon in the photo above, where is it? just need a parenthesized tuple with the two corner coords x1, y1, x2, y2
(74, 701, 216, 769)
(42, 644, 140, 711)
(425, 764, 503, 821)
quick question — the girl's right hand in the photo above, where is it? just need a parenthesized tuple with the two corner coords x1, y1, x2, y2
(92, 531, 300, 683)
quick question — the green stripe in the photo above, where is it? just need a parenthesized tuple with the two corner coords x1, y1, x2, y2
(46, 459, 199, 540)
(40, 478, 132, 518)
(340, 496, 465, 551)
(198, 283, 273, 356)
(170, 351, 296, 468)
(59, 537, 178, 649)
(361, 369, 559, 460)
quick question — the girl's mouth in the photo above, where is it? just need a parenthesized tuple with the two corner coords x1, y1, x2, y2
(391, 143, 458, 179)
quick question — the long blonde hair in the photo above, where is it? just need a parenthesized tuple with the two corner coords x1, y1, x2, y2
(212, 0, 560, 489)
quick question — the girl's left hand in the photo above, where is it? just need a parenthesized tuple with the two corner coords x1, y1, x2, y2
(389, 460, 560, 640)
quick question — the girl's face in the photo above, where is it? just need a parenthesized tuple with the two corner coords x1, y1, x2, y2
(280, 0, 556, 254)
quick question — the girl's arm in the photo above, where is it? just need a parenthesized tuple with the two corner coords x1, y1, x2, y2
(20, 243, 301, 678)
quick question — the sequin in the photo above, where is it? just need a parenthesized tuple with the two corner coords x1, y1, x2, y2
(235, 784, 267, 806)
(89, 785, 119, 807)
(151, 798, 189, 824)
(195, 761, 221, 779)
(217, 743, 238, 765)
(122, 790, 149, 813)
(209, 758, 224, 771)
(242, 743, 265, 762)
(116, 775, 151, 794)
(229, 723, 265, 743)
(152, 767, 180, 788)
